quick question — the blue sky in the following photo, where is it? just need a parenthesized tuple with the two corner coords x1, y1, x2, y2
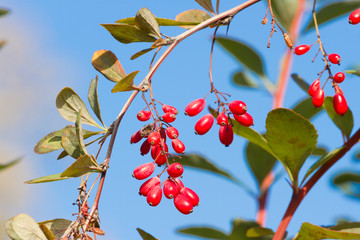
(1, 1, 360, 239)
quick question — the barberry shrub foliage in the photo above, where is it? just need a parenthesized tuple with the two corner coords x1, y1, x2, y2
(4, 0, 360, 240)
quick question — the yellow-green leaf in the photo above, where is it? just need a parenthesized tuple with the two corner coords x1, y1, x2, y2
(135, 8, 161, 39)
(116, 17, 202, 27)
(0, 158, 21, 173)
(175, 9, 211, 29)
(111, 70, 139, 93)
(88, 76, 105, 127)
(39, 224, 55, 240)
(5, 214, 47, 240)
(195, 0, 215, 15)
(294, 222, 360, 240)
(61, 128, 86, 159)
(92, 50, 127, 83)
(101, 23, 156, 44)
(38, 219, 74, 239)
(60, 154, 102, 178)
(131, 48, 155, 60)
(25, 173, 72, 184)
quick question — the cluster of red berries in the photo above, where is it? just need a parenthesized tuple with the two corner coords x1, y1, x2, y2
(184, 98, 253, 147)
(131, 103, 199, 214)
(349, 8, 360, 25)
(294, 47, 348, 115)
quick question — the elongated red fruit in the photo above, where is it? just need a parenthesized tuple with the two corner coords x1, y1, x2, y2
(172, 138, 185, 154)
(309, 79, 321, 97)
(140, 140, 151, 155)
(328, 53, 341, 64)
(312, 89, 324, 108)
(151, 144, 168, 165)
(174, 194, 193, 214)
(217, 112, 228, 126)
(185, 99, 206, 117)
(166, 127, 179, 139)
(294, 45, 311, 55)
(139, 177, 160, 196)
(147, 185, 162, 206)
(334, 72, 345, 83)
(229, 100, 247, 115)
(333, 93, 348, 115)
(162, 112, 176, 123)
(173, 177, 184, 191)
(163, 179, 179, 199)
(167, 163, 184, 178)
(180, 187, 199, 206)
(132, 162, 155, 180)
(137, 110, 151, 121)
(162, 104, 178, 114)
(195, 114, 214, 135)
(147, 131, 161, 146)
(234, 113, 253, 127)
(219, 124, 233, 147)
(349, 8, 360, 25)
(130, 130, 143, 144)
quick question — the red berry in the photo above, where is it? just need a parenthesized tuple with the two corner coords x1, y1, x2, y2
(185, 99, 206, 117)
(147, 131, 161, 146)
(217, 112, 228, 126)
(174, 194, 193, 214)
(130, 130, 143, 144)
(139, 177, 160, 196)
(166, 127, 179, 139)
(312, 89, 324, 108)
(234, 112, 253, 127)
(163, 179, 179, 199)
(151, 144, 168, 165)
(162, 104, 178, 115)
(147, 185, 162, 206)
(229, 100, 247, 115)
(173, 177, 184, 191)
(172, 138, 185, 154)
(309, 79, 321, 97)
(162, 112, 176, 123)
(328, 53, 341, 64)
(140, 140, 151, 156)
(349, 8, 360, 25)
(219, 124, 233, 147)
(333, 93, 348, 115)
(132, 162, 155, 180)
(167, 163, 184, 178)
(180, 187, 199, 206)
(195, 114, 214, 135)
(334, 84, 344, 95)
(137, 110, 151, 121)
(294, 45, 311, 55)
(334, 72, 345, 83)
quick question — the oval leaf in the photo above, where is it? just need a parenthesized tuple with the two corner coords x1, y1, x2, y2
(292, 97, 323, 120)
(269, 0, 297, 31)
(61, 128, 86, 159)
(265, 108, 318, 184)
(25, 173, 73, 184)
(5, 214, 47, 240)
(229, 219, 262, 239)
(232, 71, 258, 88)
(305, 1, 360, 31)
(136, 228, 158, 240)
(101, 23, 156, 44)
(135, 8, 161, 39)
(195, 0, 215, 14)
(38, 219, 74, 240)
(291, 74, 310, 94)
(294, 222, 360, 240)
(175, 9, 211, 29)
(216, 37, 265, 77)
(34, 126, 71, 154)
(60, 154, 102, 178)
(332, 172, 360, 198)
(38, 224, 55, 240)
(323, 96, 354, 140)
(56, 88, 101, 128)
(111, 70, 139, 93)
(88, 76, 105, 127)
(92, 50, 126, 83)
(177, 226, 229, 240)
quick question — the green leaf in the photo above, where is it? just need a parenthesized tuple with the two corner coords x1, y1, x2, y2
(175, 9, 211, 29)
(311, 146, 328, 157)
(294, 222, 360, 240)
(56, 87, 102, 129)
(25, 173, 72, 184)
(269, 0, 297, 32)
(292, 97, 323, 120)
(246, 227, 274, 238)
(116, 17, 202, 27)
(101, 23, 156, 44)
(38, 219, 74, 239)
(92, 50, 127, 83)
(88, 77, 105, 127)
(39, 224, 55, 240)
(61, 128, 86, 159)
(265, 108, 317, 184)
(60, 154, 102, 178)
(246, 142, 276, 190)
(305, 1, 360, 31)
(111, 70, 140, 93)
(177, 154, 254, 195)
(232, 71, 258, 88)
(216, 37, 265, 77)
(0, 9, 9, 17)
(178, 226, 229, 240)
(323, 96, 354, 140)
(330, 222, 360, 233)
(136, 228, 159, 240)
(135, 8, 161, 39)
(229, 219, 266, 240)
(332, 172, 360, 198)
(345, 69, 360, 77)
(195, 0, 215, 14)
(131, 48, 155, 60)
(0, 158, 21, 173)
(302, 146, 344, 184)
(5, 214, 47, 240)
(291, 74, 310, 94)
(75, 109, 88, 156)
